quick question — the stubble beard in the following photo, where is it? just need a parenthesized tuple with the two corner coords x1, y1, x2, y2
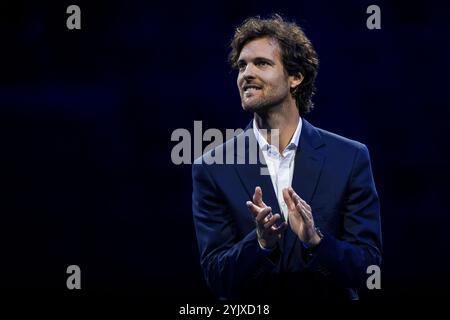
(241, 88, 290, 115)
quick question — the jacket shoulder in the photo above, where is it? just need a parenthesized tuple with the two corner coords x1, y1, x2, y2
(316, 127, 367, 153)
(193, 128, 251, 165)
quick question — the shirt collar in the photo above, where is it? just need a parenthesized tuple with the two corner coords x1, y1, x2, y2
(253, 116, 302, 153)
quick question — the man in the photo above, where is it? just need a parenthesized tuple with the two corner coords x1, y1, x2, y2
(192, 15, 382, 301)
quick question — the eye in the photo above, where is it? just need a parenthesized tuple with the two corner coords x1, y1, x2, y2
(256, 61, 269, 66)
(237, 62, 246, 71)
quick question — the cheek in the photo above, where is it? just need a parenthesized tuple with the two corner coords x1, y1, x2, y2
(237, 74, 243, 87)
(271, 75, 289, 92)
(264, 72, 281, 85)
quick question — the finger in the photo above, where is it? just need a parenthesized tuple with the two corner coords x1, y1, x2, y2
(253, 186, 261, 206)
(304, 201, 311, 211)
(282, 188, 296, 211)
(296, 202, 310, 223)
(246, 201, 261, 217)
(256, 206, 272, 224)
(293, 194, 313, 221)
(293, 194, 313, 220)
(263, 213, 281, 229)
(288, 187, 295, 199)
(248, 202, 274, 222)
(253, 186, 267, 208)
(292, 192, 303, 207)
(271, 221, 288, 233)
(293, 191, 311, 211)
(288, 188, 302, 208)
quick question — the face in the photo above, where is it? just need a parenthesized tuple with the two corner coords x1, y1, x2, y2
(236, 37, 301, 113)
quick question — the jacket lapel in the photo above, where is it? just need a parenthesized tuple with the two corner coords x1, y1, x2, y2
(284, 118, 326, 263)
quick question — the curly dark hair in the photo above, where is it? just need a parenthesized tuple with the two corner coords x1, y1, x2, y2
(229, 14, 319, 114)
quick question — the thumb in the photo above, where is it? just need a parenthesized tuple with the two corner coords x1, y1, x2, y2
(253, 186, 266, 207)
(283, 188, 296, 211)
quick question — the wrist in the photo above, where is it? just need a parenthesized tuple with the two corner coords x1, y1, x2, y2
(258, 237, 276, 250)
(309, 234, 322, 247)
(304, 227, 324, 249)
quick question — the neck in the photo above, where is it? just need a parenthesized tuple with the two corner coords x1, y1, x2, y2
(254, 100, 300, 152)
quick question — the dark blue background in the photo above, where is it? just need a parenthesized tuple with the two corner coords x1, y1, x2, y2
(1, 0, 449, 304)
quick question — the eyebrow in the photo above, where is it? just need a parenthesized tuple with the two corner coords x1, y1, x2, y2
(237, 57, 275, 65)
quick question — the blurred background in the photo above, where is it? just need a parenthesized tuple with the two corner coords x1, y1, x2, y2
(1, 0, 449, 305)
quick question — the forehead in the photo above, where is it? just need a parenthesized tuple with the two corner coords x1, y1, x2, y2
(238, 37, 281, 61)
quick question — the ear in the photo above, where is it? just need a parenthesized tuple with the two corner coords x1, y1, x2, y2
(289, 72, 304, 90)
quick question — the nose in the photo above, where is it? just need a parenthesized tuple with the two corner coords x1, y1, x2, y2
(240, 63, 256, 81)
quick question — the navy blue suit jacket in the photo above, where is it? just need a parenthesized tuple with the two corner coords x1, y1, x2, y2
(192, 118, 382, 300)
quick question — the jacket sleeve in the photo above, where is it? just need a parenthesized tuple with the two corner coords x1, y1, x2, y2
(307, 144, 382, 288)
(192, 160, 278, 299)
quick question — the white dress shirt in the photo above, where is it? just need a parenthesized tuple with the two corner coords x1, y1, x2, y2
(253, 117, 302, 221)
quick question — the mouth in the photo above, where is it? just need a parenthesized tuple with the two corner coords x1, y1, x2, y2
(242, 84, 262, 95)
